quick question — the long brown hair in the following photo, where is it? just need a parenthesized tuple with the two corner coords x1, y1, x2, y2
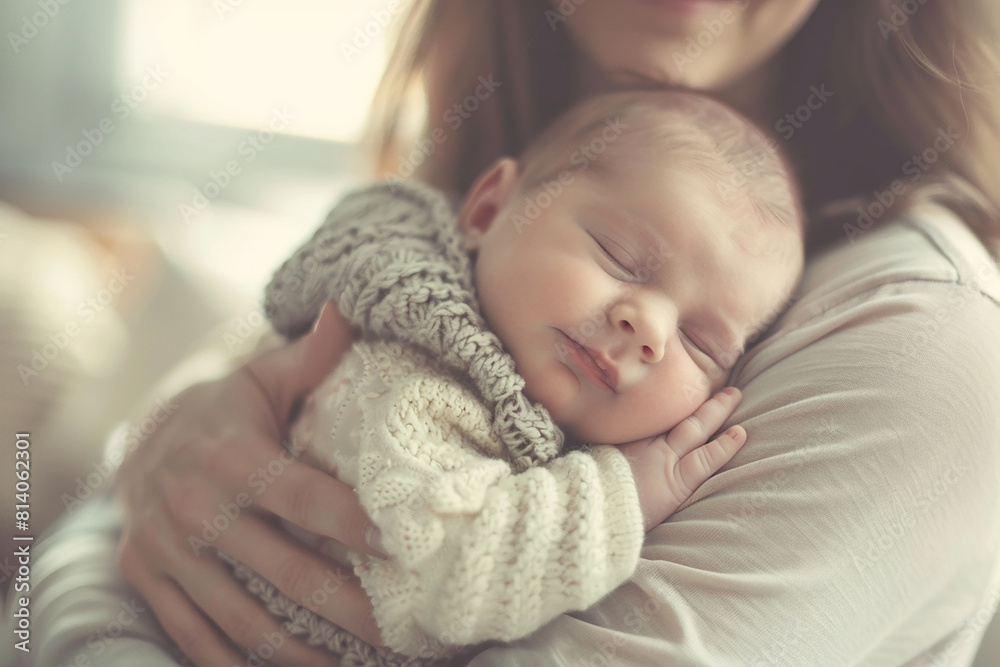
(365, 0, 1000, 258)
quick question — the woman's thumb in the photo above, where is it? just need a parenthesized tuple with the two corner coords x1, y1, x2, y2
(250, 301, 354, 421)
(293, 300, 354, 389)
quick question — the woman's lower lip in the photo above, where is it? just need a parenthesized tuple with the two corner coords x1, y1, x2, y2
(633, 0, 735, 14)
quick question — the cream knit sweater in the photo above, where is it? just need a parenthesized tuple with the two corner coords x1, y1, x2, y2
(229, 181, 645, 665)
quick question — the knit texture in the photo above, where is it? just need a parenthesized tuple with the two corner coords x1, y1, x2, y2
(224, 181, 644, 666)
(217, 549, 431, 667)
(264, 180, 563, 471)
(284, 339, 644, 659)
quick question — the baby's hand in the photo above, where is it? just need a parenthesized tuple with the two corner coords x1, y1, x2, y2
(619, 388, 746, 532)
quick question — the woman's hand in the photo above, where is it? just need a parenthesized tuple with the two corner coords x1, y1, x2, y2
(113, 303, 384, 667)
(619, 388, 746, 532)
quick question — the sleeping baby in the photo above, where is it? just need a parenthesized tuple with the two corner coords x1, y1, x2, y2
(228, 89, 805, 666)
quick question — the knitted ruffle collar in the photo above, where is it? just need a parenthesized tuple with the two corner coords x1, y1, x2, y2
(264, 180, 564, 470)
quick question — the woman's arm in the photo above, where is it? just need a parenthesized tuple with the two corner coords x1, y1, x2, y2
(112, 303, 385, 667)
(114, 180, 469, 666)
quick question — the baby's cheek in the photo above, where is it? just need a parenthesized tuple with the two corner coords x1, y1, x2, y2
(642, 369, 712, 434)
(683, 374, 716, 414)
(522, 365, 572, 420)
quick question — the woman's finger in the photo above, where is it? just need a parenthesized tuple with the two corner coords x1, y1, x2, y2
(119, 545, 248, 667)
(247, 300, 356, 421)
(125, 495, 344, 666)
(172, 548, 340, 667)
(664, 387, 742, 453)
(249, 456, 384, 557)
(291, 300, 358, 391)
(210, 512, 383, 648)
(153, 412, 381, 558)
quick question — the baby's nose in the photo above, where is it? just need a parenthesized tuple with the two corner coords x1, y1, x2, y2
(611, 301, 670, 363)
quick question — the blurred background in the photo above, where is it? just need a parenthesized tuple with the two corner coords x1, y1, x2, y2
(0, 2, 998, 664)
(0, 0, 391, 596)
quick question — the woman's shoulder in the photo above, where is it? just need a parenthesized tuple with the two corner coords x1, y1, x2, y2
(646, 207, 1000, 664)
(800, 204, 998, 316)
(734, 205, 1000, 383)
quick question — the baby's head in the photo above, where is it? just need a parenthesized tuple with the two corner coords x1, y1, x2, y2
(457, 90, 804, 446)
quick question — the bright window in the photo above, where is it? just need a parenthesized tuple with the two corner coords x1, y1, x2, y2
(117, 0, 398, 142)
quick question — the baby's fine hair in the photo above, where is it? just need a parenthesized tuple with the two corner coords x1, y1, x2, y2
(515, 89, 804, 239)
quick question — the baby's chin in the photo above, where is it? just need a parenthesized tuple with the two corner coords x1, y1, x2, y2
(525, 387, 634, 446)
(522, 367, 666, 446)
(530, 399, 597, 448)
(558, 416, 684, 448)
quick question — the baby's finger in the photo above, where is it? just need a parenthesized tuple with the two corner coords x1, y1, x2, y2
(674, 425, 747, 495)
(665, 387, 742, 454)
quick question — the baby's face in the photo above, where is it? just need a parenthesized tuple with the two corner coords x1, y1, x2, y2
(464, 160, 801, 446)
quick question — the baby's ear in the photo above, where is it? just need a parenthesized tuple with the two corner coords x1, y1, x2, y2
(457, 157, 519, 251)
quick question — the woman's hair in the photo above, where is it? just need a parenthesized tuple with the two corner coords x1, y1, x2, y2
(365, 0, 1000, 258)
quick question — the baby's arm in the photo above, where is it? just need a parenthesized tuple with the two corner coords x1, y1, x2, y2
(618, 388, 747, 532)
(358, 442, 644, 658)
(347, 368, 745, 658)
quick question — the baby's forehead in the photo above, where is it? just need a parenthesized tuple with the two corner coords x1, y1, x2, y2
(645, 186, 801, 343)
(594, 180, 801, 315)
(589, 160, 747, 235)
(726, 225, 804, 337)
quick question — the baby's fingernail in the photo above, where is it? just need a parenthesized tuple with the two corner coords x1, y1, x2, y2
(726, 426, 745, 440)
(365, 526, 387, 557)
(722, 387, 740, 396)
